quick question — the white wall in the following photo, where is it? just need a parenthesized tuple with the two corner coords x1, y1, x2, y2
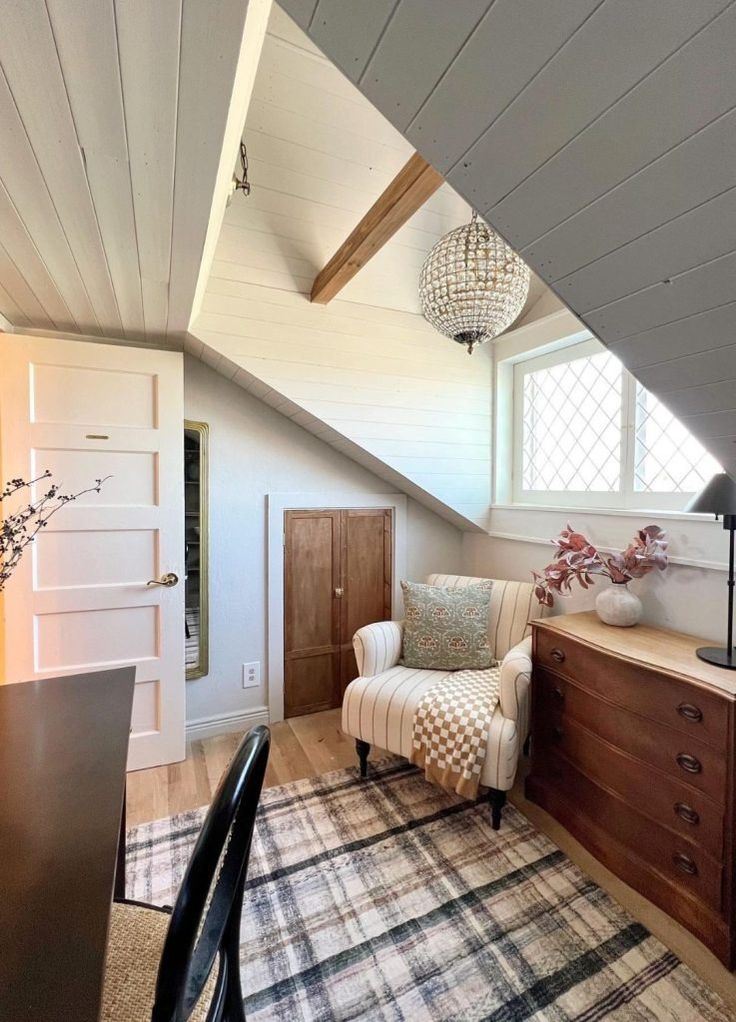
(462, 505, 730, 643)
(183, 354, 463, 727)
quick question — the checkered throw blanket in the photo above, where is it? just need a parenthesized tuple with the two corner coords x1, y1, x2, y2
(410, 665, 500, 799)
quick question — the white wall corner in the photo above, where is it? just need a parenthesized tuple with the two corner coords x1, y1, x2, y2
(494, 308, 590, 365)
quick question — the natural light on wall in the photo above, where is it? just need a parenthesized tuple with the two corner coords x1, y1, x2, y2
(515, 341, 722, 510)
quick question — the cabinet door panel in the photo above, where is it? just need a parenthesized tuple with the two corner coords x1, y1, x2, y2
(340, 509, 392, 691)
(284, 510, 341, 718)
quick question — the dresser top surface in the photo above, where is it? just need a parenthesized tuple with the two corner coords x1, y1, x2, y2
(532, 611, 736, 697)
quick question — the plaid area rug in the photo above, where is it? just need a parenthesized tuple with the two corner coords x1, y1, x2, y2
(126, 758, 734, 1021)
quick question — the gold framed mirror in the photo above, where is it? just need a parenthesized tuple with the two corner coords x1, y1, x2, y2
(184, 421, 209, 680)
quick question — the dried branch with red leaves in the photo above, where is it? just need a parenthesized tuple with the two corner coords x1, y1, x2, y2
(532, 523, 668, 608)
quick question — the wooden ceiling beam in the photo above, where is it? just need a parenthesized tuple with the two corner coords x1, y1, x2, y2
(310, 152, 443, 304)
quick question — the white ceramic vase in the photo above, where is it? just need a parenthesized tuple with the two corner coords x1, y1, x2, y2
(595, 582, 642, 627)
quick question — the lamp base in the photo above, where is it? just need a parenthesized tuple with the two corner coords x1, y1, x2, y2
(696, 646, 736, 670)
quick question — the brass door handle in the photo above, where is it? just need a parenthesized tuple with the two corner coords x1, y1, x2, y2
(147, 572, 179, 588)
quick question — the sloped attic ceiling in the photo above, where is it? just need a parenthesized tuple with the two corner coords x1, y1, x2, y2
(0, 0, 269, 342)
(191, 5, 554, 532)
(278, 0, 736, 478)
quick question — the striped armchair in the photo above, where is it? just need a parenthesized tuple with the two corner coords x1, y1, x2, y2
(342, 575, 537, 829)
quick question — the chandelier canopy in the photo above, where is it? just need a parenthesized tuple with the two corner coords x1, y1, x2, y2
(419, 212, 530, 353)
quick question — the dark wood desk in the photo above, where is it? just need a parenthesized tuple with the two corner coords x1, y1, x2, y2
(0, 668, 135, 1022)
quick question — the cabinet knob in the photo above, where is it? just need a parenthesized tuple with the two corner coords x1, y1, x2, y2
(674, 802, 700, 826)
(552, 686, 565, 704)
(676, 753, 702, 775)
(672, 852, 698, 876)
(550, 647, 566, 664)
(552, 725, 564, 741)
(676, 702, 703, 723)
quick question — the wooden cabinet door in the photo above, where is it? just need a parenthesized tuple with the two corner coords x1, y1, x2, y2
(283, 508, 392, 718)
(284, 511, 342, 718)
(339, 509, 392, 693)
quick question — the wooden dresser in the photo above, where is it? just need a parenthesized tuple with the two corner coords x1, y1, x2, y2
(526, 611, 736, 967)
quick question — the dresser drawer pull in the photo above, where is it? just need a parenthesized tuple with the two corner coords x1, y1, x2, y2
(677, 702, 703, 723)
(672, 852, 698, 876)
(674, 802, 700, 825)
(550, 648, 566, 664)
(676, 753, 702, 775)
(552, 725, 564, 741)
(552, 686, 565, 704)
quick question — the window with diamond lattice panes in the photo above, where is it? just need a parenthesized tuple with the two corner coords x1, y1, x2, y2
(512, 338, 723, 510)
(520, 349, 622, 493)
(634, 385, 722, 493)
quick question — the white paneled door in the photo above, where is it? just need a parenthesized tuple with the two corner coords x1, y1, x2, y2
(0, 336, 185, 770)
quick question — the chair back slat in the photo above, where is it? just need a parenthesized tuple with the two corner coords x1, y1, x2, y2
(152, 725, 270, 1021)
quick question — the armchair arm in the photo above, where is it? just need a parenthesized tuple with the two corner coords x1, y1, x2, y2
(498, 636, 533, 740)
(353, 620, 403, 677)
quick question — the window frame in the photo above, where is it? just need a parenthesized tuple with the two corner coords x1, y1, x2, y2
(511, 339, 715, 511)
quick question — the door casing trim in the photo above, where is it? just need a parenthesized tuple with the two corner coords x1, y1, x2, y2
(267, 492, 407, 723)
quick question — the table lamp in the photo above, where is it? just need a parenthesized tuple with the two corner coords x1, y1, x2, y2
(685, 472, 736, 669)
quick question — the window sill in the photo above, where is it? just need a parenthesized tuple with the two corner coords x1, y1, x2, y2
(487, 504, 726, 572)
(493, 502, 715, 524)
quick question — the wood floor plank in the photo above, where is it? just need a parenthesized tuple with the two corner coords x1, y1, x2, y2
(288, 709, 356, 776)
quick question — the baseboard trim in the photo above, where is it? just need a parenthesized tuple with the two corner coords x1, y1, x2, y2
(185, 706, 270, 742)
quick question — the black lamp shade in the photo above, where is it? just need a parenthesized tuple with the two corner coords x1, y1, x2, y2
(684, 473, 736, 669)
(685, 472, 736, 515)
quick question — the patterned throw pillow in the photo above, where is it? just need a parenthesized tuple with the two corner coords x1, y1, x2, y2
(400, 580, 493, 670)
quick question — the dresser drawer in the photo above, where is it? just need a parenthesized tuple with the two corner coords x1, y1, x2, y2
(535, 627, 728, 747)
(535, 668, 726, 803)
(538, 748, 723, 912)
(533, 712, 724, 859)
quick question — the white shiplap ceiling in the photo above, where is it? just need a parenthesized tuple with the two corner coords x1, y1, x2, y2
(0, 0, 265, 343)
(223, 5, 547, 318)
(279, 0, 736, 477)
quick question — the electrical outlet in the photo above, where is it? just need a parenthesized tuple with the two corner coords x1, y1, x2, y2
(242, 661, 260, 689)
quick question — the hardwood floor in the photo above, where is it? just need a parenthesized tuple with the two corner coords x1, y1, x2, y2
(127, 709, 736, 1010)
(126, 708, 365, 827)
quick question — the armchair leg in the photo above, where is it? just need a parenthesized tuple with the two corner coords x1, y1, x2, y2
(356, 739, 370, 779)
(488, 788, 506, 831)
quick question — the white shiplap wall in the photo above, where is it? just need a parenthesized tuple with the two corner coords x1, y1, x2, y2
(192, 279, 492, 530)
(190, 5, 512, 530)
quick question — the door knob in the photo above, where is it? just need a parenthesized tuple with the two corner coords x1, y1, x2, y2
(334, 587, 344, 598)
(147, 572, 179, 588)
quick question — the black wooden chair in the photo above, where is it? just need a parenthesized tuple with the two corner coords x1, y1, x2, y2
(101, 725, 270, 1022)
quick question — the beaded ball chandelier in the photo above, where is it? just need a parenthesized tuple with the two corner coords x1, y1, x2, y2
(419, 212, 530, 354)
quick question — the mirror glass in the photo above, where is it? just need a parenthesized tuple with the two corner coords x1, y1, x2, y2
(185, 421, 209, 679)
